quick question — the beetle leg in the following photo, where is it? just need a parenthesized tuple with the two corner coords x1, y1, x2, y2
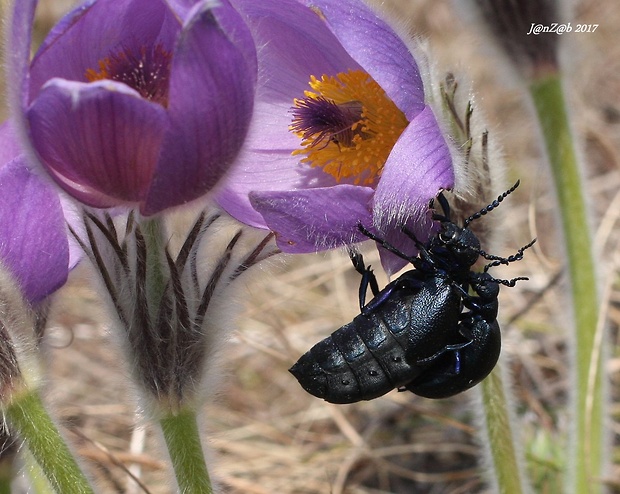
(361, 282, 396, 314)
(415, 340, 472, 366)
(457, 288, 484, 310)
(348, 248, 380, 310)
(348, 247, 365, 274)
(399, 226, 441, 271)
(357, 223, 416, 263)
(362, 272, 426, 315)
(453, 350, 463, 374)
(400, 226, 426, 251)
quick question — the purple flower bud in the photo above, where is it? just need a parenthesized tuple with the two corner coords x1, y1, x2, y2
(0, 122, 77, 306)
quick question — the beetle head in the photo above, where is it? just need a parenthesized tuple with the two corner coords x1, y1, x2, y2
(435, 220, 481, 267)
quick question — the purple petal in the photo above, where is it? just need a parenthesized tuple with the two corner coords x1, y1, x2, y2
(373, 105, 454, 226)
(249, 185, 374, 252)
(29, 0, 180, 99)
(300, 0, 425, 120)
(217, 0, 368, 225)
(0, 158, 69, 304)
(209, 0, 257, 78)
(0, 121, 23, 165)
(231, 0, 361, 98)
(27, 79, 169, 208)
(6, 0, 37, 157)
(216, 149, 302, 228)
(143, 2, 256, 214)
(163, 0, 193, 20)
(217, 135, 341, 227)
(59, 197, 84, 272)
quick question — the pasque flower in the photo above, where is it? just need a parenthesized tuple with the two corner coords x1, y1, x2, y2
(216, 0, 454, 273)
(5, 2, 261, 490)
(8, 0, 256, 215)
(6, 0, 262, 402)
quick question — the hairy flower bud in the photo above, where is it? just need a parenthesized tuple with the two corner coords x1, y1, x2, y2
(432, 71, 508, 254)
(71, 210, 277, 415)
(464, 0, 561, 80)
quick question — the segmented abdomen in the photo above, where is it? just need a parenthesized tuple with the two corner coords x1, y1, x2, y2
(289, 274, 462, 404)
(289, 296, 421, 404)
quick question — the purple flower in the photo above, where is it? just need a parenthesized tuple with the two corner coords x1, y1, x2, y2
(216, 0, 454, 273)
(7, 0, 256, 215)
(0, 122, 77, 305)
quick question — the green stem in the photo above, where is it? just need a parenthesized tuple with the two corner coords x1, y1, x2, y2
(141, 217, 168, 313)
(22, 447, 56, 494)
(529, 76, 602, 493)
(480, 365, 527, 494)
(0, 457, 13, 494)
(5, 390, 94, 494)
(160, 409, 212, 493)
(141, 217, 212, 491)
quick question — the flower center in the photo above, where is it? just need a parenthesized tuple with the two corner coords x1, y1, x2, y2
(85, 44, 172, 107)
(290, 70, 408, 185)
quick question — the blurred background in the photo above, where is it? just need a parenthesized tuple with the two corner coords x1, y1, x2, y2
(1, 0, 619, 492)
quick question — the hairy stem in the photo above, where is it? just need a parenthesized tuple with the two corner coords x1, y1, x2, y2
(160, 409, 212, 493)
(479, 356, 528, 493)
(529, 75, 602, 494)
(5, 390, 94, 493)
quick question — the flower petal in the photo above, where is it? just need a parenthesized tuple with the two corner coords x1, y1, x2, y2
(373, 105, 454, 226)
(143, 2, 256, 214)
(217, 0, 366, 225)
(231, 0, 360, 95)
(27, 79, 169, 208)
(249, 185, 374, 252)
(0, 157, 70, 304)
(163, 0, 193, 20)
(0, 121, 23, 165)
(29, 0, 180, 98)
(217, 138, 340, 227)
(6, 0, 37, 158)
(300, 0, 426, 120)
(59, 197, 84, 272)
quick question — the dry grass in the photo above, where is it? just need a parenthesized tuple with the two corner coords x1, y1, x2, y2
(4, 0, 620, 492)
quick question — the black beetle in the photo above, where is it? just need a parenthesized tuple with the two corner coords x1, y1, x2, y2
(289, 182, 534, 403)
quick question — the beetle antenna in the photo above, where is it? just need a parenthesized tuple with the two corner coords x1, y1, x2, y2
(464, 180, 520, 227)
(485, 275, 529, 287)
(481, 238, 536, 271)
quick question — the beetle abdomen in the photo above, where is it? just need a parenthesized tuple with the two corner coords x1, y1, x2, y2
(289, 302, 422, 404)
